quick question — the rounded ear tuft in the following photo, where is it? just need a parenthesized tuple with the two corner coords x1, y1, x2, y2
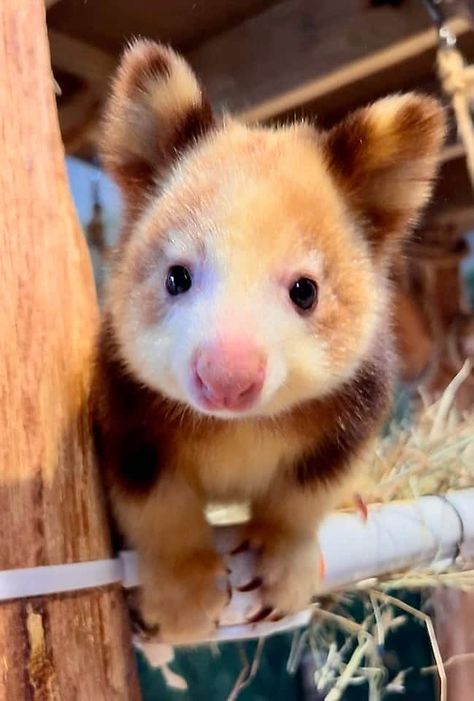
(323, 93, 446, 254)
(99, 39, 215, 203)
(121, 43, 172, 97)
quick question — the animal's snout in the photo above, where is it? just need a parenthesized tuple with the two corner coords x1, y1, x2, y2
(192, 339, 266, 411)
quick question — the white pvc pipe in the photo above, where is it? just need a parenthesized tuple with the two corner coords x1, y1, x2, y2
(318, 492, 468, 590)
(1, 490, 469, 645)
(126, 488, 474, 646)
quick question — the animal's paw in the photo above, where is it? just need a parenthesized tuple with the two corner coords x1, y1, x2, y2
(235, 525, 321, 621)
(139, 550, 231, 644)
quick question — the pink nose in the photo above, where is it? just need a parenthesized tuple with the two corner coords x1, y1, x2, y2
(193, 340, 266, 411)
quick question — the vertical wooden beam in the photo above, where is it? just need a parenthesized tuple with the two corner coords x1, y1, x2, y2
(0, 1, 140, 697)
(432, 589, 474, 700)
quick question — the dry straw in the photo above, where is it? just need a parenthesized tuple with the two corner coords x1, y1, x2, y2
(361, 360, 474, 505)
(300, 360, 474, 701)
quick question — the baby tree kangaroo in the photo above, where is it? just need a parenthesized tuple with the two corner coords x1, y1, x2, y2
(94, 40, 445, 642)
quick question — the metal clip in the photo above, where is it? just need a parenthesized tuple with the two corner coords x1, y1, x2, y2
(421, 0, 458, 47)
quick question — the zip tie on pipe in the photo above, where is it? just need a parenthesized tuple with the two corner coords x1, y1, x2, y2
(444, 491, 474, 560)
(0, 550, 138, 602)
(0, 557, 124, 601)
(0, 490, 473, 605)
(439, 494, 465, 561)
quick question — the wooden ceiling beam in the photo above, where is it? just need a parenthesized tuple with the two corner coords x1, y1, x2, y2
(57, 88, 100, 155)
(187, 0, 471, 122)
(48, 29, 115, 91)
(58, 89, 98, 133)
(50, 0, 473, 166)
(49, 1, 472, 121)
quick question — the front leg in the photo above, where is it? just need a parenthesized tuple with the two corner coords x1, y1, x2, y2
(244, 358, 390, 617)
(94, 333, 230, 642)
(243, 482, 334, 618)
(114, 473, 230, 644)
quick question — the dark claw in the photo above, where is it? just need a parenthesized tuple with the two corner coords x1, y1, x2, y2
(267, 610, 285, 622)
(246, 605, 274, 624)
(129, 607, 160, 638)
(237, 576, 263, 593)
(226, 581, 233, 604)
(130, 616, 143, 635)
(230, 539, 250, 555)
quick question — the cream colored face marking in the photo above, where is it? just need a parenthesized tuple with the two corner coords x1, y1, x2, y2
(109, 123, 385, 419)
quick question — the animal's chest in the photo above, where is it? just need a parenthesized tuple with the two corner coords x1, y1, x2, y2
(179, 423, 308, 500)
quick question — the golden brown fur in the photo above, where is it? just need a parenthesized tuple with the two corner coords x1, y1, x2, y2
(95, 40, 445, 642)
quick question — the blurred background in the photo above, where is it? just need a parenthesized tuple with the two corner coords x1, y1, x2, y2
(46, 1, 474, 698)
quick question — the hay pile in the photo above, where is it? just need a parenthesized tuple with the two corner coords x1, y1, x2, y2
(303, 361, 474, 701)
(360, 361, 474, 505)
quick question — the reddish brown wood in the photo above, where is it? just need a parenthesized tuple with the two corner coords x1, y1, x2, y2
(393, 287, 434, 383)
(393, 231, 474, 409)
(432, 588, 474, 701)
(0, 1, 140, 697)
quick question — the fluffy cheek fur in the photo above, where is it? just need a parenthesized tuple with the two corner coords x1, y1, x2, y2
(109, 214, 383, 418)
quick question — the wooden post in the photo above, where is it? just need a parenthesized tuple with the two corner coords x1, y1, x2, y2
(432, 589, 474, 701)
(0, 1, 140, 698)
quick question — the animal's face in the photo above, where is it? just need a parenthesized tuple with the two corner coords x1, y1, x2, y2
(110, 124, 382, 418)
(102, 41, 445, 419)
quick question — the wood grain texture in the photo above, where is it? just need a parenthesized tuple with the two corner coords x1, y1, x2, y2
(0, 589, 140, 701)
(0, 0, 106, 572)
(46, 0, 277, 55)
(187, 0, 470, 121)
(432, 588, 474, 701)
(0, 1, 140, 697)
(49, 2, 472, 159)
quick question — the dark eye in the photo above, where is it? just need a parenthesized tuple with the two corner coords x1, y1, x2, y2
(166, 265, 192, 296)
(289, 277, 318, 311)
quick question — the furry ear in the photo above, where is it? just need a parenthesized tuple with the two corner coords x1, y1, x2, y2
(322, 94, 446, 254)
(99, 39, 214, 203)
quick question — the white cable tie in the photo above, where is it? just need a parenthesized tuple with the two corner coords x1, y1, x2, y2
(120, 549, 139, 589)
(0, 558, 123, 601)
